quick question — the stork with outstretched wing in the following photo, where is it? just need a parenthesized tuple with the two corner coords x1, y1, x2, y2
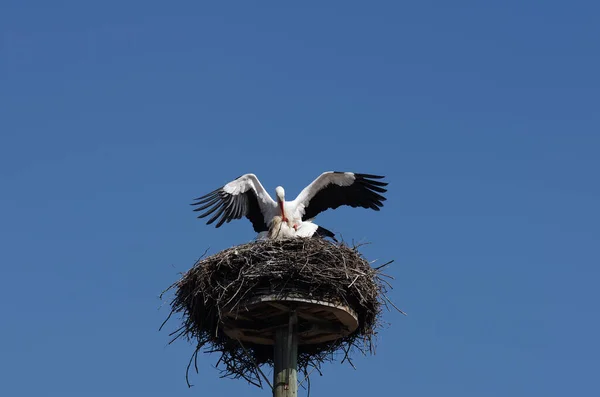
(191, 172, 388, 241)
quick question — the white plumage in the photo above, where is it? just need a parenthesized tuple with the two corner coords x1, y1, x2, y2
(192, 171, 388, 241)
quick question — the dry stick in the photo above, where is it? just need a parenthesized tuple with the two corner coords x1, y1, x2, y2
(297, 365, 319, 389)
(377, 276, 395, 291)
(159, 282, 177, 300)
(236, 338, 273, 390)
(342, 255, 349, 279)
(158, 307, 175, 331)
(376, 271, 395, 280)
(185, 346, 201, 387)
(340, 345, 356, 370)
(168, 325, 187, 344)
(373, 259, 395, 270)
(340, 343, 352, 365)
(382, 293, 407, 315)
(347, 274, 361, 289)
(222, 279, 246, 309)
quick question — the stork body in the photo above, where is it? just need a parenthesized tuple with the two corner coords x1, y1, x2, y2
(192, 172, 388, 241)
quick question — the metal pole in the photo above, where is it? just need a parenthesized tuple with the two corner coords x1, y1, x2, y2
(273, 311, 298, 397)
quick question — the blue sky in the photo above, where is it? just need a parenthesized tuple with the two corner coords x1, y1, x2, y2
(1, 1, 599, 396)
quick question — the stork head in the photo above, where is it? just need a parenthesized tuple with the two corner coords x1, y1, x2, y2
(275, 186, 285, 203)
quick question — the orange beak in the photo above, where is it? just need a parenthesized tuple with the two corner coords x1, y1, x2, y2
(279, 200, 287, 222)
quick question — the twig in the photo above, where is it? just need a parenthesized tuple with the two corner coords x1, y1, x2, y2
(374, 260, 394, 270)
(382, 293, 407, 316)
(236, 338, 273, 390)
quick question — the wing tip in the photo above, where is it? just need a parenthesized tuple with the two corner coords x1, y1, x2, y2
(355, 173, 386, 179)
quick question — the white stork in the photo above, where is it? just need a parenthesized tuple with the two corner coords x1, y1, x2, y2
(191, 172, 388, 241)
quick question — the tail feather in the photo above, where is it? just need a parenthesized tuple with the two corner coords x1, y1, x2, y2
(315, 225, 338, 242)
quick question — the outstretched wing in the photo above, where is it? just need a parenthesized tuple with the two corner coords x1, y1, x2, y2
(191, 174, 277, 233)
(292, 172, 387, 220)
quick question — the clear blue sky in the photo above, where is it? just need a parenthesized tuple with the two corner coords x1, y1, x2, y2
(1, 1, 599, 396)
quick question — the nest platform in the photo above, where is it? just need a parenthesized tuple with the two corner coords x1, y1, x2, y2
(222, 294, 359, 345)
(161, 238, 397, 388)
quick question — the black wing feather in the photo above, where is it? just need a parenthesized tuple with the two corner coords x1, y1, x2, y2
(191, 182, 269, 233)
(191, 196, 221, 211)
(193, 189, 220, 203)
(206, 203, 227, 225)
(302, 173, 388, 220)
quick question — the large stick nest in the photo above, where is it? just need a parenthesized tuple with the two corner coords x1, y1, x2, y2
(160, 238, 398, 388)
